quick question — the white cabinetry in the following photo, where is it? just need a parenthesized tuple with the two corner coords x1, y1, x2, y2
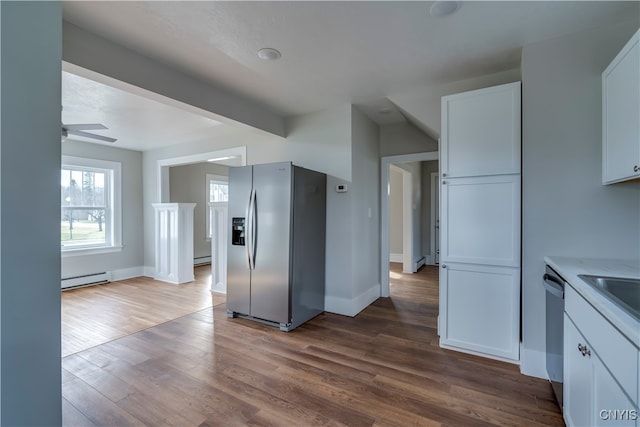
(602, 29, 640, 185)
(564, 285, 639, 426)
(439, 82, 521, 363)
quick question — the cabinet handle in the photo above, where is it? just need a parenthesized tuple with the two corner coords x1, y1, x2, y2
(442, 180, 447, 185)
(634, 165, 639, 173)
(578, 343, 591, 357)
(442, 173, 447, 177)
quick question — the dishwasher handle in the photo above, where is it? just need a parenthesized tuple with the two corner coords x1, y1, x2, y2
(543, 273, 564, 299)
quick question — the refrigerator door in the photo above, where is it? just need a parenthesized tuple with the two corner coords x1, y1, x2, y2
(250, 162, 292, 324)
(227, 165, 253, 316)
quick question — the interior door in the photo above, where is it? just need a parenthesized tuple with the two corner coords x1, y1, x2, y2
(250, 162, 292, 324)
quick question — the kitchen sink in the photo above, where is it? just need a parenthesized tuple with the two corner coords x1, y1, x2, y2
(578, 275, 640, 321)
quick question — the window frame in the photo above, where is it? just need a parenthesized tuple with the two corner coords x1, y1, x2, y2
(61, 155, 122, 257)
(206, 173, 228, 240)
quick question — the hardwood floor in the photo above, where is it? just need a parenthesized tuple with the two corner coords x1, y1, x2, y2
(61, 263, 564, 426)
(62, 265, 225, 356)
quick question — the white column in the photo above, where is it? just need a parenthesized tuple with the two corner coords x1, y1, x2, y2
(152, 203, 196, 284)
(210, 202, 228, 293)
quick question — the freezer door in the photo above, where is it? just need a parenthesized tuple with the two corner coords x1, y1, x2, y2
(250, 162, 292, 324)
(226, 165, 252, 316)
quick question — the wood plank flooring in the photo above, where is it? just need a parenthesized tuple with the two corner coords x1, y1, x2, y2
(62, 265, 224, 356)
(61, 263, 564, 426)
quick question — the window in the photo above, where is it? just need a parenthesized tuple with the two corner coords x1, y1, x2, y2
(61, 156, 121, 256)
(206, 174, 228, 239)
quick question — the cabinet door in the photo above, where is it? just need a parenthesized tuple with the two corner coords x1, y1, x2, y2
(603, 29, 640, 184)
(564, 314, 594, 427)
(593, 355, 639, 426)
(440, 175, 520, 267)
(441, 82, 521, 178)
(439, 263, 520, 361)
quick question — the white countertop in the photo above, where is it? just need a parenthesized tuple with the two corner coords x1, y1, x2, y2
(545, 256, 640, 348)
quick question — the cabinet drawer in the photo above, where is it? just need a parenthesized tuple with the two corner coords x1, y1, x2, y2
(565, 284, 639, 401)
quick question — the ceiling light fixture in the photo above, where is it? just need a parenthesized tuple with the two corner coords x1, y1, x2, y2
(207, 156, 236, 162)
(429, 0, 461, 18)
(378, 108, 392, 115)
(257, 48, 282, 61)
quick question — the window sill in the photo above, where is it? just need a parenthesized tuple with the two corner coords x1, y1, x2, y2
(61, 245, 123, 258)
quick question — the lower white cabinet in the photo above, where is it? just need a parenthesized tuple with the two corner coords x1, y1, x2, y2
(439, 263, 520, 361)
(564, 285, 639, 427)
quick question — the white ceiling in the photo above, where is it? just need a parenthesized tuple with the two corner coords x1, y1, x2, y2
(61, 1, 638, 151)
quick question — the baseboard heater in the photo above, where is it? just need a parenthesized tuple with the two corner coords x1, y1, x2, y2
(194, 256, 211, 266)
(61, 272, 111, 290)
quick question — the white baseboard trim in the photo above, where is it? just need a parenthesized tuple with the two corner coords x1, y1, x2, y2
(389, 253, 403, 263)
(143, 266, 155, 277)
(425, 255, 435, 265)
(325, 284, 380, 317)
(111, 266, 145, 282)
(519, 345, 548, 379)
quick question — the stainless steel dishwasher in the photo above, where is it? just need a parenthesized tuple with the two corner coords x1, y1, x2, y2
(544, 265, 566, 409)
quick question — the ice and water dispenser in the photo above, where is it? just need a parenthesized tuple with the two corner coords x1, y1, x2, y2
(231, 217, 245, 246)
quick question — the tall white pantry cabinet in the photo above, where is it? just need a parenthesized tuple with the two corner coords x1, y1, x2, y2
(439, 82, 521, 362)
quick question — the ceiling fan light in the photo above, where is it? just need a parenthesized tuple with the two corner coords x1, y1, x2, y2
(430, 1, 461, 18)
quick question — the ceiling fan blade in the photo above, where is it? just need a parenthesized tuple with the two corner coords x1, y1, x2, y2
(63, 123, 108, 131)
(68, 129, 117, 143)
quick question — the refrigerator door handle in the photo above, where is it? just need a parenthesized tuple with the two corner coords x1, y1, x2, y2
(245, 191, 252, 270)
(249, 188, 257, 269)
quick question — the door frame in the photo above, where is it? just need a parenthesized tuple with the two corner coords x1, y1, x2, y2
(430, 171, 440, 265)
(157, 146, 247, 202)
(380, 151, 438, 297)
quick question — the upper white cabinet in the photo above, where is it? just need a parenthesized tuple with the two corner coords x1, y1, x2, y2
(439, 82, 521, 363)
(441, 82, 521, 178)
(602, 29, 640, 185)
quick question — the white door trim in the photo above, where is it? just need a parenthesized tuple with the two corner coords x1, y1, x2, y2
(380, 151, 438, 297)
(430, 171, 439, 265)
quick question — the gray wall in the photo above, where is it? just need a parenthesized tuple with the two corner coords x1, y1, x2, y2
(1, 2, 62, 424)
(389, 167, 403, 255)
(169, 162, 229, 259)
(62, 140, 144, 278)
(421, 160, 439, 261)
(380, 122, 438, 157)
(350, 107, 381, 300)
(521, 18, 640, 376)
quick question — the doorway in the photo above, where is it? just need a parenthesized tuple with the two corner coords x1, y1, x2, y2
(380, 151, 438, 297)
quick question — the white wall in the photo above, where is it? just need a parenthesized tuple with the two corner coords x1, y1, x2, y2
(421, 160, 439, 262)
(389, 167, 403, 257)
(169, 162, 229, 259)
(62, 140, 144, 278)
(520, 18, 640, 378)
(1, 2, 62, 424)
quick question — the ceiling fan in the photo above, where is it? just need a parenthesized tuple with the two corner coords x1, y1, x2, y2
(61, 122, 117, 143)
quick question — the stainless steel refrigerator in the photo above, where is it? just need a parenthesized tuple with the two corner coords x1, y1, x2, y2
(226, 162, 326, 331)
